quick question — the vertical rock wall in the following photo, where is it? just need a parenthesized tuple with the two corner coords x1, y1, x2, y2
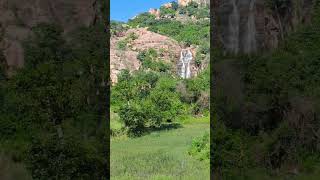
(215, 0, 313, 54)
(0, 0, 101, 76)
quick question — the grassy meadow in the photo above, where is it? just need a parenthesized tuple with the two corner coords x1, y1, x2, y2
(111, 114, 210, 180)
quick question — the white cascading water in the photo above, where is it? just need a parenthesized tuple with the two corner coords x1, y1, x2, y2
(179, 49, 193, 79)
(228, 0, 240, 54)
(244, 0, 257, 53)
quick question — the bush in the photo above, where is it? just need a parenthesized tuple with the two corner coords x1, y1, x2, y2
(128, 13, 157, 27)
(188, 132, 210, 161)
(137, 48, 171, 72)
(114, 71, 186, 136)
(0, 114, 17, 139)
(159, 6, 176, 18)
(211, 118, 248, 177)
(27, 135, 106, 179)
(24, 23, 69, 68)
(119, 102, 146, 136)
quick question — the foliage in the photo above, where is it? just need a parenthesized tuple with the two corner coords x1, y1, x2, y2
(27, 135, 106, 179)
(111, 122, 209, 179)
(147, 19, 209, 46)
(128, 13, 157, 28)
(116, 32, 138, 50)
(137, 48, 171, 72)
(0, 22, 108, 179)
(111, 20, 129, 36)
(188, 132, 210, 161)
(214, 3, 320, 178)
(23, 23, 70, 68)
(126, 6, 210, 46)
(113, 70, 185, 136)
(159, 6, 176, 18)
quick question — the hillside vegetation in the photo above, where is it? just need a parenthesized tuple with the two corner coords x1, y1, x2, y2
(111, 1, 210, 179)
(213, 1, 320, 179)
(0, 22, 108, 179)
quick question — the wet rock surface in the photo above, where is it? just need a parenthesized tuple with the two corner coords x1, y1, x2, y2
(215, 0, 313, 54)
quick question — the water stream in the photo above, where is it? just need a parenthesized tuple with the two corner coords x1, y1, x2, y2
(244, 0, 257, 53)
(179, 49, 193, 79)
(228, 0, 240, 54)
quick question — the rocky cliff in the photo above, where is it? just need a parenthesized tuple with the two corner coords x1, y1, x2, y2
(110, 28, 182, 84)
(0, 0, 101, 76)
(214, 0, 313, 54)
(110, 28, 202, 84)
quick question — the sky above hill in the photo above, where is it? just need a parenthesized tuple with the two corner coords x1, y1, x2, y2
(111, 0, 175, 22)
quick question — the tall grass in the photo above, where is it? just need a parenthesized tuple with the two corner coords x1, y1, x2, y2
(111, 119, 210, 180)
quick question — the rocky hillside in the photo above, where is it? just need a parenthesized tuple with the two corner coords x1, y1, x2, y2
(0, 0, 103, 76)
(111, 0, 210, 84)
(214, 0, 314, 54)
(111, 28, 182, 83)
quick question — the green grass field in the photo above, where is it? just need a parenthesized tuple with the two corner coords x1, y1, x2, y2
(111, 115, 210, 180)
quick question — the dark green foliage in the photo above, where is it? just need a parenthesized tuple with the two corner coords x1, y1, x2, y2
(171, 1, 179, 10)
(24, 23, 70, 68)
(119, 102, 148, 136)
(27, 135, 106, 179)
(111, 20, 129, 36)
(137, 48, 171, 72)
(0, 114, 17, 139)
(214, 3, 320, 178)
(0, 22, 108, 179)
(113, 71, 186, 136)
(185, 2, 199, 16)
(147, 19, 209, 46)
(188, 132, 210, 161)
(159, 6, 176, 18)
(126, 5, 210, 46)
(128, 13, 157, 28)
(266, 0, 291, 12)
(116, 32, 139, 50)
(211, 118, 247, 174)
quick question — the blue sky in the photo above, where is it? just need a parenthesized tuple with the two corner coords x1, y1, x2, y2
(111, 0, 175, 22)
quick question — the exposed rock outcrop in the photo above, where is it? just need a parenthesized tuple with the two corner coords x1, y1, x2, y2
(215, 0, 313, 54)
(110, 28, 182, 84)
(149, 8, 160, 19)
(0, 0, 101, 76)
(110, 28, 203, 84)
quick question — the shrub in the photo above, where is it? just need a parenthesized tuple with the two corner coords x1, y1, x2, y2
(188, 132, 210, 161)
(119, 102, 146, 136)
(24, 23, 69, 68)
(128, 13, 157, 27)
(27, 135, 106, 179)
(137, 49, 171, 72)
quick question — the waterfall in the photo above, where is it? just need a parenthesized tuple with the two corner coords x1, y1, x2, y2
(228, 0, 240, 54)
(179, 49, 193, 79)
(244, 0, 257, 53)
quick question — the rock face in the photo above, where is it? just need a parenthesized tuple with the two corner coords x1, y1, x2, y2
(110, 28, 203, 84)
(149, 8, 160, 19)
(110, 28, 182, 84)
(215, 0, 313, 54)
(0, 0, 100, 75)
